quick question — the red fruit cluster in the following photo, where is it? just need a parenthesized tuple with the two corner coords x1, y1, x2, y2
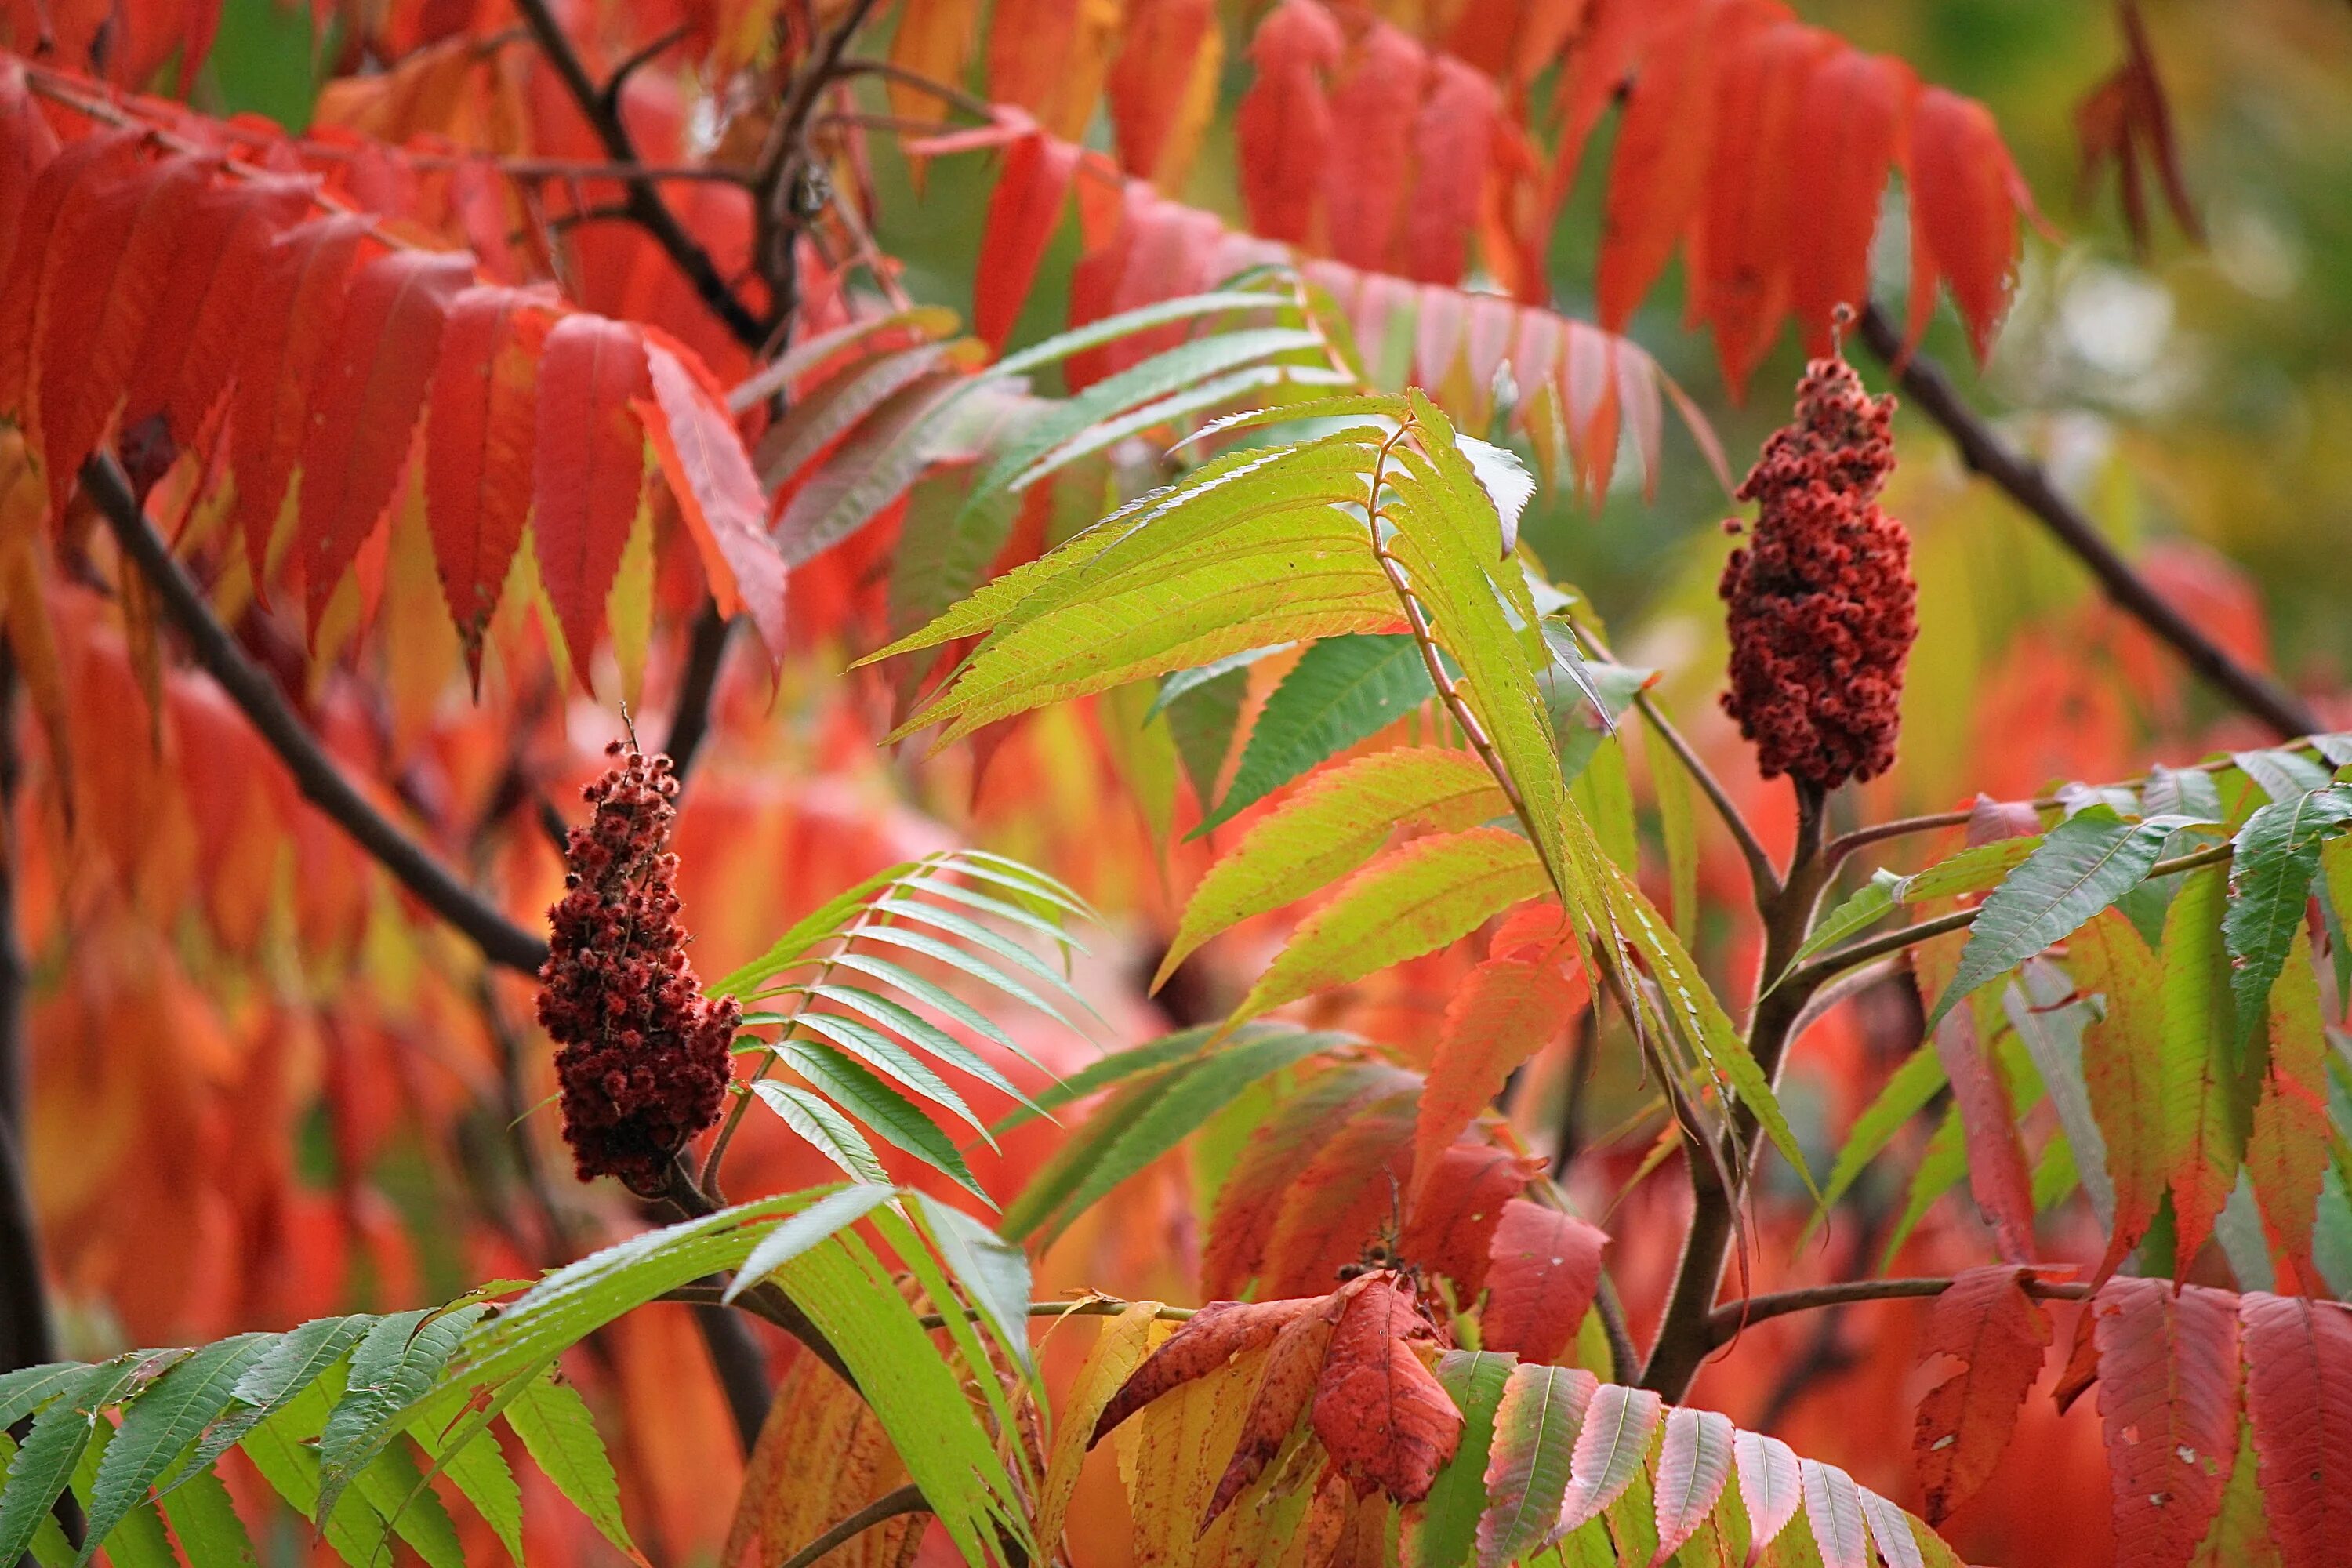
(537, 742, 738, 1196)
(1718, 354, 1917, 790)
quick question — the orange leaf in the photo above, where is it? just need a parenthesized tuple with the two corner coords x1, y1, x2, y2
(1234, 0, 1342, 246)
(2247, 929, 2329, 1286)
(534, 312, 651, 688)
(1409, 955, 1584, 1212)
(297, 247, 474, 636)
(0, 127, 139, 426)
(1910, 1265, 2052, 1523)
(1907, 86, 2024, 362)
(1091, 1296, 1324, 1448)
(423, 285, 548, 680)
(1786, 47, 1909, 358)
(1592, 0, 1730, 332)
(1399, 1143, 1541, 1299)
(638, 332, 787, 659)
(1206, 1290, 1345, 1524)
(1479, 1199, 1607, 1365)
(1310, 1273, 1461, 1504)
(1258, 1095, 1417, 1301)
(1106, 0, 1220, 187)
(2092, 1279, 2241, 1568)
(976, 128, 1080, 350)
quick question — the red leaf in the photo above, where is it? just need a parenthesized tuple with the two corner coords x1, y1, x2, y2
(2065, 911, 2169, 1283)
(1202, 1062, 1420, 1299)
(1593, 1, 1732, 332)
(1089, 1295, 1322, 1446)
(297, 248, 473, 633)
(1402, 56, 1496, 285)
(975, 128, 1079, 350)
(120, 176, 314, 450)
(1479, 1198, 1607, 1365)
(1398, 1143, 1541, 1298)
(1309, 1273, 1462, 1503)
(1910, 1265, 2053, 1523)
(1786, 47, 1909, 358)
(0, 60, 62, 263)
(1409, 955, 1583, 1211)
(2092, 1277, 2241, 1568)
(1105, 0, 1218, 184)
(1322, 22, 1423, 273)
(1548, 0, 1683, 214)
(1234, 0, 1341, 246)
(1206, 1289, 1344, 1523)
(534, 313, 652, 688)
(638, 333, 787, 659)
(36, 155, 209, 510)
(2238, 1292, 2352, 1568)
(2246, 931, 2328, 1285)
(423, 285, 548, 677)
(226, 214, 372, 586)
(1258, 1095, 1417, 1300)
(0, 128, 141, 423)
(1929, 998, 2037, 1263)
(1907, 86, 2024, 362)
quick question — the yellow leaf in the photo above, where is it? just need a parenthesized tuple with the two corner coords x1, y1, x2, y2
(1037, 1301, 1163, 1553)
(722, 1352, 923, 1568)
(1117, 1345, 1266, 1568)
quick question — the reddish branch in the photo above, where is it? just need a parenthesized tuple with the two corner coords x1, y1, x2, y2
(1708, 1274, 2088, 1346)
(1856, 302, 2317, 739)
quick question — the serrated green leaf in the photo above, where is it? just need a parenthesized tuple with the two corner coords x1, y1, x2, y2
(989, 289, 1290, 380)
(2223, 786, 2352, 1047)
(0, 1364, 85, 1430)
(1881, 1104, 1968, 1269)
(782, 1038, 992, 1205)
(989, 1025, 1222, 1137)
(1000, 1025, 1348, 1244)
(752, 1080, 890, 1183)
(2161, 865, 2243, 1273)
(790, 1010, 989, 1140)
(724, 1182, 900, 1305)
(506, 1371, 637, 1561)
(1780, 869, 1906, 982)
(2144, 764, 2225, 822)
(1196, 634, 1439, 834)
(408, 1406, 523, 1566)
(67, 1419, 172, 1568)
(798, 984, 1043, 1113)
(851, 925, 1082, 1034)
(314, 1305, 488, 1528)
(1163, 747, 1505, 985)
(898, 877, 1082, 954)
(0, 1433, 70, 1568)
(1474, 1363, 1595, 1568)
(909, 1193, 1036, 1374)
(865, 898, 1094, 1019)
(887, 473, 1019, 659)
(1417, 1349, 1515, 1568)
(78, 1333, 267, 1550)
(1009, 361, 1353, 493)
(1926, 809, 2209, 1029)
(177, 1316, 373, 1488)
(2233, 746, 2333, 804)
(154, 1461, 255, 1567)
(227, 1365, 386, 1568)
(777, 372, 975, 564)
(0, 1361, 134, 1566)
(1653, 727, 1701, 949)
(1902, 835, 2045, 904)
(1228, 826, 1549, 1029)
(1171, 392, 1411, 449)
(349, 1439, 466, 1568)
(713, 859, 937, 999)
(1147, 645, 1287, 724)
(1813, 1045, 1949, 1229)
(2324, 834, 2352, 1004)
(822, 950, 1039, 1068)
(1162, 663, 1249, 805)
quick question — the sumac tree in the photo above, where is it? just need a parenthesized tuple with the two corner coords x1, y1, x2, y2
(0, 2, 2343, 1566)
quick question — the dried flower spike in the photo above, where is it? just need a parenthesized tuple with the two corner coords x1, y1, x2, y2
(537, 741, 738, 1196)
(1718, 353, 1918, 790)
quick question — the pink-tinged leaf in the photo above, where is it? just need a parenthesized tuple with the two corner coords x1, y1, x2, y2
(1799, 1459, 1868, 1568)
(976, 128, 1080, 350)
(1310, 1273, 1463, 1504)
(1649, 1405, 1734, 1566)
(36, 155, 209, 510)
(2067, 911, 2169, 1283)
(2092, 1277, 2241, 1568)
(1322, 22, 1422, 273)
(1398, 1143, 1541, 1299)
(1614, 342, 1667, 502)
(1258, 1095, 1417, 1300)
(1561, 322, 1621, 506)
(1929, 998, 2038, 1263)
(1911, 1265, 2053, 1522)
(535, 313, 652, 688)
(1234, 0, 1342, 245)
(1733, 1428, 1802, 1566)
(1479, 1200, 1609, 1367)
(1403, 56, 1495, 284)
(2246, 929, 2328, 1284)
(1203, 1063, 1422, 1298)
(122, 176, 315, 449)
(1410, 956, 1584, 1210)
(1551, 1382, 1661, 1540)
(1787, 47, 1910, 358)
(2238, 1292, 2352, 1568)
(639, 334, 786, 659)
(424, 285, 548, 677)
(1476, 1363, 1596, 1568)
(227, 214, 371, 586)
(1856, 1487, 1927, 1568)
(298, 248, 473, 633)
(1907, 86, 2024, 363)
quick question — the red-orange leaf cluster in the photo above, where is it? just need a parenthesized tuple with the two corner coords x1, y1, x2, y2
(1092, 1271, 1464, 1509)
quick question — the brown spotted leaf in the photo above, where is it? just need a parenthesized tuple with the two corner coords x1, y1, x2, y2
(1309, 1273, 1462, 1505)
(1205, 1287, 1348, 1524)
(1091, 1296, 1323, 1447)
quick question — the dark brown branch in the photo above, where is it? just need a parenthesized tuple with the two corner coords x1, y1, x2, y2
(834, 57, 998, 122)
(1856, 302, 2318, 739)
(1706, 1274, 2087, 1346)
(775, 1484, 927, 1568)
(85, 456, 551, 976)
(660, 601, 733, 786)
(510, 0, 767, 346)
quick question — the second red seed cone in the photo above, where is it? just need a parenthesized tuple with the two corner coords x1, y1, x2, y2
(1718, 352, 1918, 792)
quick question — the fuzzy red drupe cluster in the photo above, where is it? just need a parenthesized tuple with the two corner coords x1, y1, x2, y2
(537, 742, 739, 1196)
(1718, 353, 1918, 790)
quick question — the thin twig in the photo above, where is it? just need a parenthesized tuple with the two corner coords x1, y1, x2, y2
(661, 601, 734, 786)
(1705, 1274, 2088, 1345)
(1856, 302, 2317, 739)
(86, 456, 551, 975)
(774, 1484, 929, 1568)
(834, 56, 1000, 122)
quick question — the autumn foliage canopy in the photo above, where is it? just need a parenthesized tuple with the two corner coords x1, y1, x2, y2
(0, 2, 2347, 1568)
